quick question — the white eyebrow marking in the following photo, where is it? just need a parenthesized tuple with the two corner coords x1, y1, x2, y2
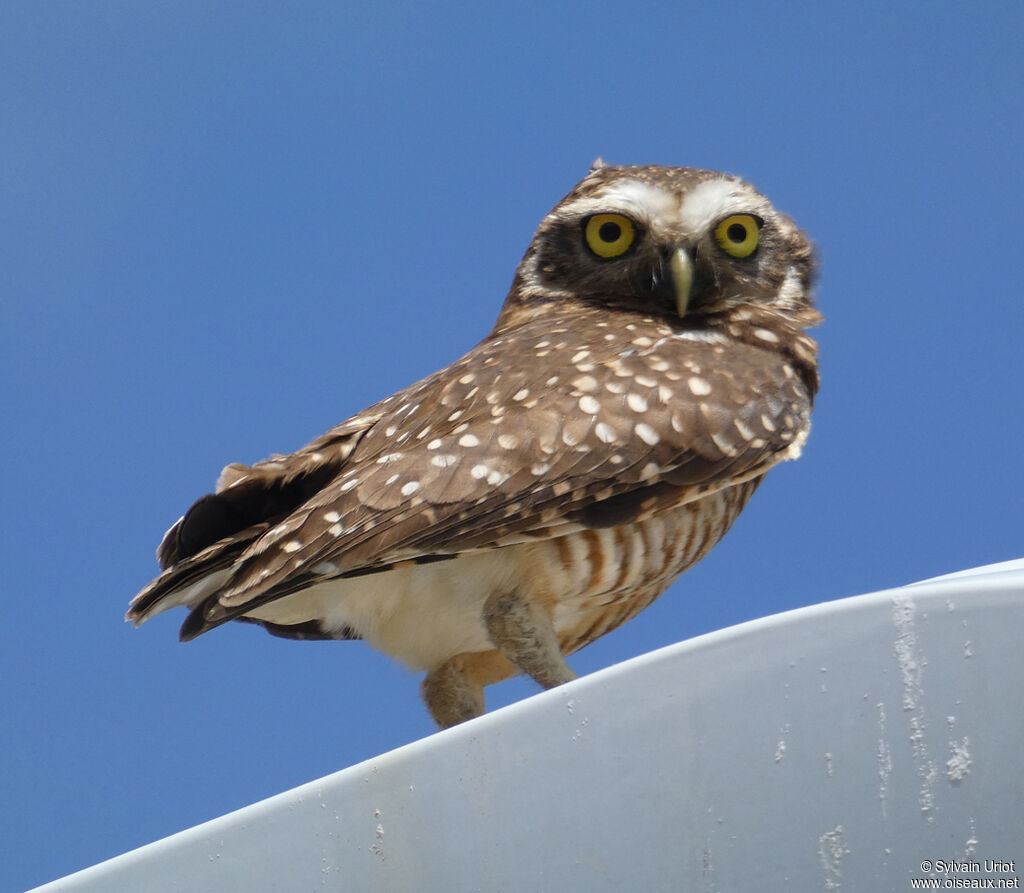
(679, 178, 755, 233)
(555, 180, 676, 222)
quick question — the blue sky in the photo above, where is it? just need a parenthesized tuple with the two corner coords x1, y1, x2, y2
(3, 2, 1023, 889)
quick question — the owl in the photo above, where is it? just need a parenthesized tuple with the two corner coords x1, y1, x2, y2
(128, 162, 820, 728)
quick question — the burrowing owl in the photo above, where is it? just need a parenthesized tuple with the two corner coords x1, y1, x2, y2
(128, 162, 820, 728)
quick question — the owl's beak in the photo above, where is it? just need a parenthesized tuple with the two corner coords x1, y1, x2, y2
(670, 248, 693, 317)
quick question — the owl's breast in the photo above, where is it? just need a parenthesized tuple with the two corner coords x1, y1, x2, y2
(242, 478, 760, 671)
(524, 477, 763, 654)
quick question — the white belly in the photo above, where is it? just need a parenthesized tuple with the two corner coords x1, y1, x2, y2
(243, 548, 527, 670)
(242, 483, 759, 671)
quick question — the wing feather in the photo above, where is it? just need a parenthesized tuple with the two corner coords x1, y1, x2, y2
(157, 310, 815, 637)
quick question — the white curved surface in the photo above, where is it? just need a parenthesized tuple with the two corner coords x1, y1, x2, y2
(34, 562, 1024, 891)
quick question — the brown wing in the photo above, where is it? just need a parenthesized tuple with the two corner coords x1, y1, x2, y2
(132, 306, 814, 638)
(127, 413, 379, 624)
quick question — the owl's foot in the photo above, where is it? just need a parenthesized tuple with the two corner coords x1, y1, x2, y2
(420, 592, 575, 729)
(421, 655, 486, 728)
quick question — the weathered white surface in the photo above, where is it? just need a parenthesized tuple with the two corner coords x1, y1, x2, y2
(34, 562, 1024, 892)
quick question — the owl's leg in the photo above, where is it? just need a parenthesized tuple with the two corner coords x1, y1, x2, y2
(421, 592, 574, 729)
(421, 655, 485, 728)
(421, 651, 517, 728)
(482, 589, 577, 690)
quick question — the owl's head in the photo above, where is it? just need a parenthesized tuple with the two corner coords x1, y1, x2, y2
(501, 162, 816, 328)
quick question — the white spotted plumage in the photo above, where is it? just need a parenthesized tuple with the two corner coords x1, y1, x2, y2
(129, 162, 821, 728)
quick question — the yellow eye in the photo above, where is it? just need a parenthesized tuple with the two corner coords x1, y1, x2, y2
(714, 214, 761, 258)
(584, 213, 636, 258)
